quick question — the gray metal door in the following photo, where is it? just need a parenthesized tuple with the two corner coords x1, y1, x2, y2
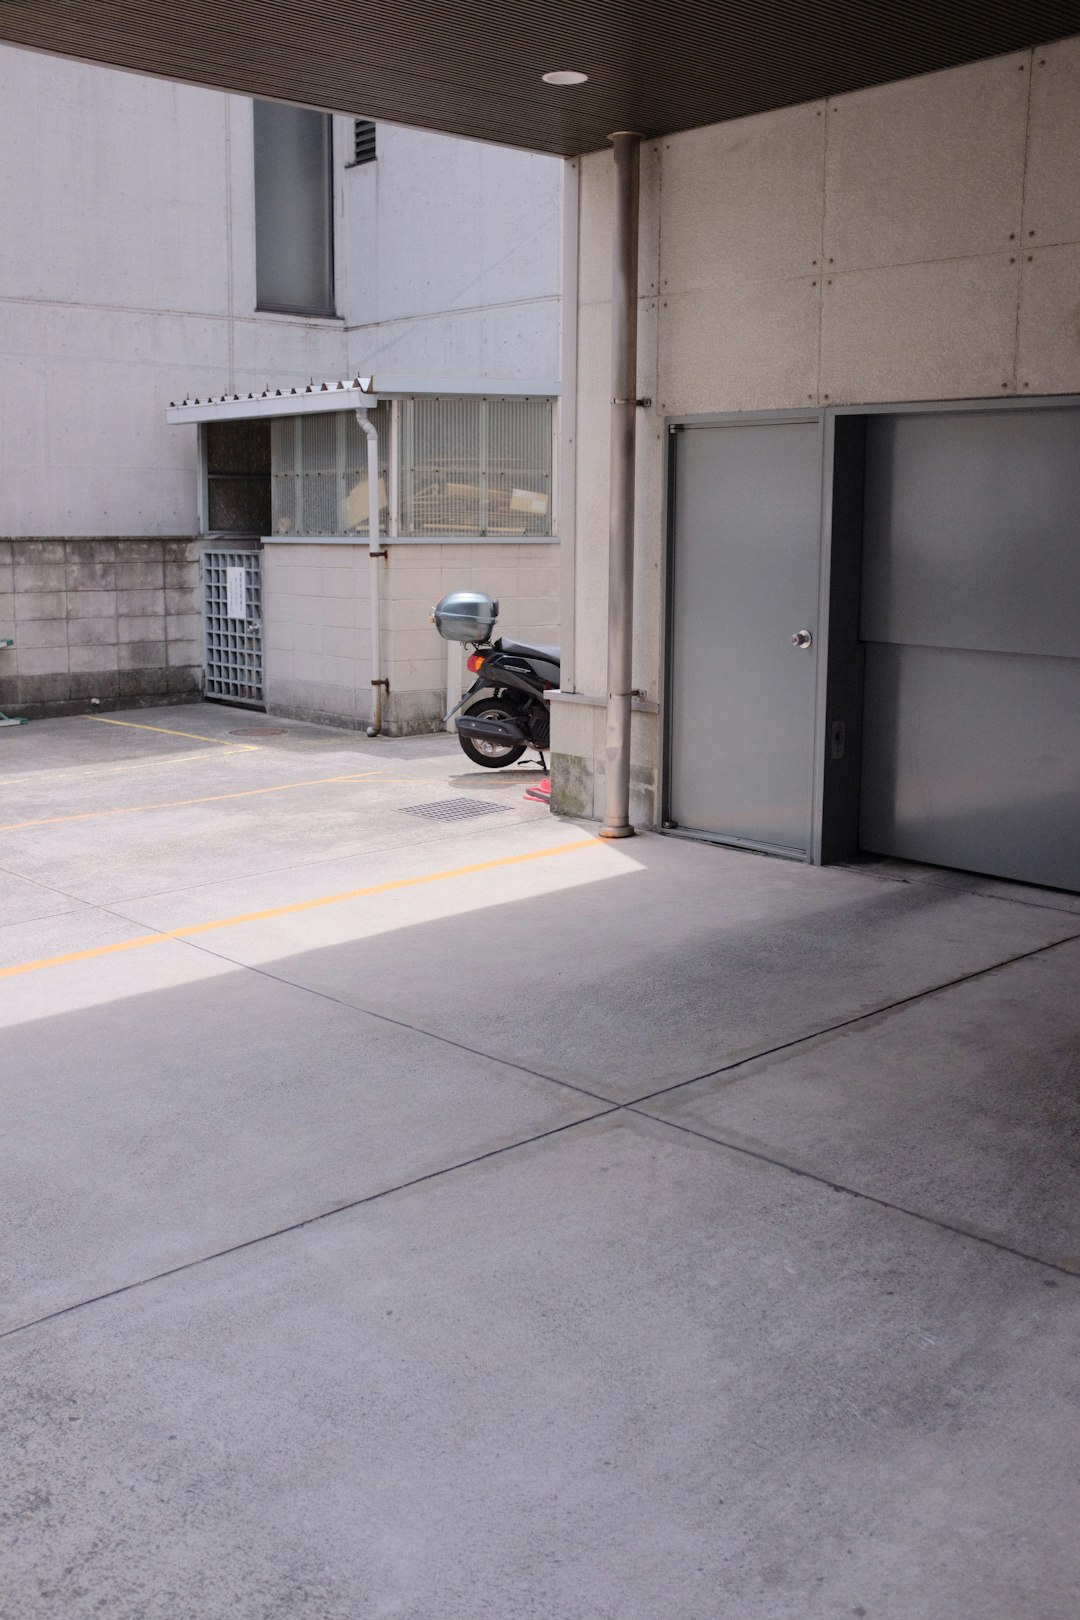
(202, 547, 263, 705)
(859, 406, 1080, 892)
(667, 420, 823, 855)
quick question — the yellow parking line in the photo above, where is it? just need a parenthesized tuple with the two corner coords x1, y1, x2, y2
(0, 771, 386, 833)
(0, 838, 598, 980)
(84, 715, 249, 746)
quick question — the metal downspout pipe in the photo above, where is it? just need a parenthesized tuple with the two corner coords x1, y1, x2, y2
(356, 407, 387, 736)
(599, 131, 643, 839)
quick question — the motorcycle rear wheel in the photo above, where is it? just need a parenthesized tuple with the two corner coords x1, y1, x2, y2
(458, 696, 528, 768)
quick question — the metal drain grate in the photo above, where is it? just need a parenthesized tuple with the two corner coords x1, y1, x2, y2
(398, 797, 512, 822)
(229, 726, 289, 736)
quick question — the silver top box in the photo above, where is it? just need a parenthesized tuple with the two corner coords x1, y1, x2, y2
(431, 590, 499, 643)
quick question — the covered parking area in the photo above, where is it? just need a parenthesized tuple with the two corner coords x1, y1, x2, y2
(0, 706, 1075, 1607)
(2, 1, 1080, 1614)
(2, 706, 1078, 1616)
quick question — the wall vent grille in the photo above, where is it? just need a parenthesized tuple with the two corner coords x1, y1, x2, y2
(349, 120, 377, 166)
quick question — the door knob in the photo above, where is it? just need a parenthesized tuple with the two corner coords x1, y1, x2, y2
(791, 629, 813, 649)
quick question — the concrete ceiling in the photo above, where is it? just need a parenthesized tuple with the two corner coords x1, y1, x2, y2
(3, 0, 1080, 155)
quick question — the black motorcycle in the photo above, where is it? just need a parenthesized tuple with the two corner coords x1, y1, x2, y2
(432, 591, 559, 769)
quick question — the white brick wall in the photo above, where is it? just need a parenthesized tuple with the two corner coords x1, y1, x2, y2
(262, 541, 559, 732)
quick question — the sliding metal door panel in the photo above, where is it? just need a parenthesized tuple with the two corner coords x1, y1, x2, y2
(860, 643, 1080, 891)
(862, 409, 1080, 660)
(668, 421, 822, 855)
(860, 403, 1080, 892)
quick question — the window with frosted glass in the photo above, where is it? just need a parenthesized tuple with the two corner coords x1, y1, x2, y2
(253, 101, 335, 316)
(269, 399, 554, 538)
(401, 398, 553, 536)
(270, 409, 391, 537)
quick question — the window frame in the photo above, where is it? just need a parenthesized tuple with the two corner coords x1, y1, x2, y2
(253, 100, 337, 320)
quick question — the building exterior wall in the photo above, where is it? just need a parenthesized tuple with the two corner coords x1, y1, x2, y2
(552, 35, 1080, 824)
(262, 540, 559, 733)
(0, 44, 562, 720)
(343, 124, 561, 381)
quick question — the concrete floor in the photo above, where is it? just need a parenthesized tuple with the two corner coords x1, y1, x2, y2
(1, 702, 1078, 1619)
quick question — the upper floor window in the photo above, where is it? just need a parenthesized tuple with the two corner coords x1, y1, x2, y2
(253, 101, 335, 317)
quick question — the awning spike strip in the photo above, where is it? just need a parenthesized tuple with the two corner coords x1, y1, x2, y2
(169, 374, 377, 410)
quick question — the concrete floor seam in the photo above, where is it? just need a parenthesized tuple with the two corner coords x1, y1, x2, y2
(625, 927, 1080, 1110)
(0, 1108, 618, 1345)
(148, 924, 618, 1108)
(629, 1104, 1080, 1283)
(0, 858, 96, 914)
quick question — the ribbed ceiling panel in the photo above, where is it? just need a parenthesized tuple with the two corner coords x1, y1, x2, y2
(2, 0, 1080, 154)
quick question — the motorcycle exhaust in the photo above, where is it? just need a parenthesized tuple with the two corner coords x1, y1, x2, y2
(456, 714, 526, 744)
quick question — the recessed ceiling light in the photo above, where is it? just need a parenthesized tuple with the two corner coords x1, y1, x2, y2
(542, 70, 588, 86)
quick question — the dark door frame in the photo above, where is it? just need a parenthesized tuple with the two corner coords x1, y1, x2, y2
(659, 393, 1080, 866)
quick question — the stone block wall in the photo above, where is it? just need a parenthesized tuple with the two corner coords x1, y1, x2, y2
(0, 538, 202, 719)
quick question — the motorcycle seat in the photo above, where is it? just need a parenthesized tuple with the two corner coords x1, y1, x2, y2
(497, 637, 560, 663)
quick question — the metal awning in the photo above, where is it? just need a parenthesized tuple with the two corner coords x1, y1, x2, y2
(4, 0, 1080, 157)
(165, 375, 559, 426)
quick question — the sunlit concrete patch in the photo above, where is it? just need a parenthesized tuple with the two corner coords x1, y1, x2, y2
(642, 936, 1080, 1271)
(0, 726, 548, 907)
(2, 1114, 1078, 1619)
(0, 910, 238, 1031)
(102, 821, 630, 964)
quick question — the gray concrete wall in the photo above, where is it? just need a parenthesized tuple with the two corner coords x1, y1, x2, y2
(342, 123, 561, 382)
(0, 539, 202, 718)
(262, 541, 560, 734)
(552, 34, 1080, 826)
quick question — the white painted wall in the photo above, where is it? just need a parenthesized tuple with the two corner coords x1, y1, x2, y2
(554, 34, 1080, 821)
(0, 46, 562, 538)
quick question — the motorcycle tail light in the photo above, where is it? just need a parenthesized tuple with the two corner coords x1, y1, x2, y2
(467, 653, 486, 673)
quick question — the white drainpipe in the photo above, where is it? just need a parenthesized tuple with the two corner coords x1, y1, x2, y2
(356, 407, 388, 736)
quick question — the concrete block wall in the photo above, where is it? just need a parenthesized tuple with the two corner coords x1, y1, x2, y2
(262, 542, 560, 733)
(0, 538, 201, 718)
(553, 33, 1080, 826)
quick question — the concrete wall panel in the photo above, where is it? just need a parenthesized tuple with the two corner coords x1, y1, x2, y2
(1023, 37, 1080, 247)
(660, 279, 821, 414)
(823, 55, 1028, 272)
(1016, 244, 1080, 395)
(659, 103, 825, 293)
(343, 125, 560, 328)
(819, 256, 1020, 404)
(0, 52, 231, 314)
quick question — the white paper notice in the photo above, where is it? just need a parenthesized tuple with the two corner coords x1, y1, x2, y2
(226, 567, 247, 621)
(510, 488, 549, 516)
